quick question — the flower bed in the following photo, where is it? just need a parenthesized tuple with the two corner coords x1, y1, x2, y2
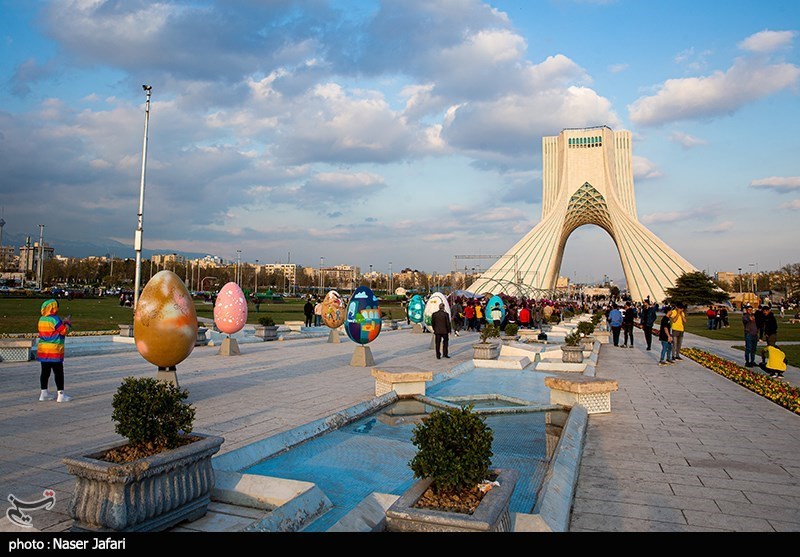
(682, 348, 800, 415)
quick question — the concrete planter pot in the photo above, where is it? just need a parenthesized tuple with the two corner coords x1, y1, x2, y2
(472, 342, 500, 360)
(561, 344, 585, 363)
(63, 433, 224, 532)
(195, 327, 209, 346)
(118, 324, 134, 337)
(385, 468, 518, 532)
(580, 336, 595, 350)
(253, 325, 280, 341)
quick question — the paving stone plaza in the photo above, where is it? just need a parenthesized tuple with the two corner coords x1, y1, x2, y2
(1, 321, 799, 533)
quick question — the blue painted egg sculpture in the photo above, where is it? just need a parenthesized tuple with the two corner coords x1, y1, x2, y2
(407, 294, 425, 324)
(345, 286, 382, 345)
(487, 294, 506, 324)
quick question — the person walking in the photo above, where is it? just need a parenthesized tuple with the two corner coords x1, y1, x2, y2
(450, 298, 462, 337)
(742, 303, 759, 367)
(303, 298, 314, 327)
(37, 299, 73, 402)
(431, 303, 451, 359)
(608, 304, 623, 346)
(622, 301, 637, 348)
(658, 307, 673, 366)
(668, 302, 687, 361)
(640, 298, 657, 350)
(763, 306, 778, 346)
(464, 302, 476, 332)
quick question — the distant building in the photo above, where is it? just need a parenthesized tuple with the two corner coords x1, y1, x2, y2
(18, 241, 55, 275)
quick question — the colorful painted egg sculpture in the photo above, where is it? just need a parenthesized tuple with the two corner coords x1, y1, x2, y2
(321, 290, 346, 329)
(487, 294, 506, 324)
(213, 282, 249, 334)
(134, 270, 198, 368)
(424, 292, 451, 326)
(344, 286, 382, 345)
(407, 294, 425, 324)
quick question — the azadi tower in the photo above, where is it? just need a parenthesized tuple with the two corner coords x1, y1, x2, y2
(468, 126, 697, 303)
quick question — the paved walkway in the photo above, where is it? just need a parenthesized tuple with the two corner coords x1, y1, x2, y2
(570, 331, 800, 532)
(1, 325, 799, 532)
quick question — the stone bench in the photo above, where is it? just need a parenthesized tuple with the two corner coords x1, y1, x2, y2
(0, 338, 34, 362)
(544, 375, 618, 414)
(371, 367, 433, 397)
(285, 321, 305, 332)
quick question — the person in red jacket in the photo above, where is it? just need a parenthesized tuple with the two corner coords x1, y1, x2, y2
(519, 305, 531, 329)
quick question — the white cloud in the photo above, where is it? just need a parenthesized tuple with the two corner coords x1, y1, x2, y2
(779, 199, 800, 210)
(699, 221, 733, 233)
(750, 176, 800, 193)
(640, 211, 693, 225)
(669, 132, 707, 149)
(738, 30, 797, 53)
(608, 63, 628, 74)
(629, 57, 800, 126)
(632, 156, 661, 180)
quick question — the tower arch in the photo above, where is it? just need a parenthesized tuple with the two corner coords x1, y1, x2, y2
(468, 126, 696, 303)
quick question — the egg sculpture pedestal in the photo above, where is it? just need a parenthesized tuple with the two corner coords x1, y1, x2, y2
(407, 295, 426, 335)
(345, 286, 382, 367)
(321, 290, 346, 345)
(213, 282, 249, 357)
(133, 270, 200, 389)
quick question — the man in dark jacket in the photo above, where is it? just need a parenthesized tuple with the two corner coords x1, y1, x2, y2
(303, 298, 314, 327)
(763, 306, 778, 346)
(431, 303, 452, 359)
(640, 299, 658, 350)
(622, 302, 637, 348)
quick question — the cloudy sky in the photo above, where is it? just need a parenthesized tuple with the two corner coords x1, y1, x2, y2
(1, 0, 798, 285)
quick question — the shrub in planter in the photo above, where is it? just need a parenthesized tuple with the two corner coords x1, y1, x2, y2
(409, 404, 493, 500)
(108, 376, 196, 462)
(576, 321, 595, 337)
(258, 316, 276, 327)
(64, 376, 223, 532)
(479, 324, 501, 344)
(563, 330, 582, 347)
(502, 323, 519, 337)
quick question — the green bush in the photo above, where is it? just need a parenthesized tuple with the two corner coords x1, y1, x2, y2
(111, 377, 196, 450)
(503, 323, 519, 337)
(576, 321, 595, 336)
(409, 405, 494, 495)
(479, 324, 500, 343)
(258, 315, 275, 327)
(564, 330, 582, 346)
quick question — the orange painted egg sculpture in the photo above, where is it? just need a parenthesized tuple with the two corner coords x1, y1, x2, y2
(134, 270, 198, 368)
(213, 282, 249, 334)
(321, 290, 346, 329)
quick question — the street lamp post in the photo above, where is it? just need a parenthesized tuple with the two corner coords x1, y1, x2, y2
(254, 259, 259, 295)
(133, 85, 152, 311)
(749, 263, 756, 293)
(319, 257, 324, 295)
(369, 264, 373, 290)
(37, 224, 45, 290)
(738, 268, 742, 294)
(389, 261, 392, 294)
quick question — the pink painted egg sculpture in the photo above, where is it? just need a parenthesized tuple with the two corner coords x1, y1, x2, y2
(213, 282, 249, 334)
(134, 270, 198, 368)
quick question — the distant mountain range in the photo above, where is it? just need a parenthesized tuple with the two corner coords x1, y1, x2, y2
(1, 231, 210, 262)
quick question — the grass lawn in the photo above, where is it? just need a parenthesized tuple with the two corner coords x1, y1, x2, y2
(0, 295, 408, 336)
(684, 312, 800, 342)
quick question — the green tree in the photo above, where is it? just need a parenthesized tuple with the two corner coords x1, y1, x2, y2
(663, 271, 731, 307)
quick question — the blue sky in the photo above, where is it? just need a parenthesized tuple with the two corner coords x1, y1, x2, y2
(1, 0, 798, 285)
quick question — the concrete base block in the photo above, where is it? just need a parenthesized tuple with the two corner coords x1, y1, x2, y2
(411, 323, 423, 334)
(350, 345, 375, 367)
(218, 337, 241, 356)
(327, 329, 341, 343)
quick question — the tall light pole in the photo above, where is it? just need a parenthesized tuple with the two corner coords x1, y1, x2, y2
(389, 261, 392, 293)
(319, 257, 324, 295)
(236, 250, 241, 286)
(37, 224, 45, 289)
(738, 268, 742, 294)
(369, 264, 373, 289)
(254, 259, 259, 295)
(749, 263, 756, 293)
(133, 85, 152, 311)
